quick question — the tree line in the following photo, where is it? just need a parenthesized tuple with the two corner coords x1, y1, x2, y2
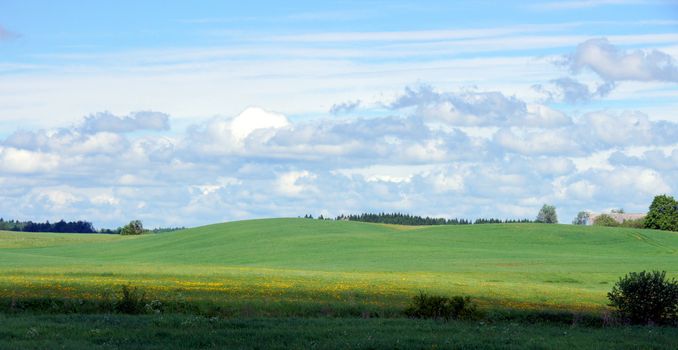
(0, 218, 96, 233)
(302, 213, 533, 226)
(0, 218, 185, 234)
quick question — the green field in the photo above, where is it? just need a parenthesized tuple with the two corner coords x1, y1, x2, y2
(3, 314, 678, 350)
(2, 218, 677, 315)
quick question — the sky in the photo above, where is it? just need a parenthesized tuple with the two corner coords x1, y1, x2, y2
(1, 0, 678, 228)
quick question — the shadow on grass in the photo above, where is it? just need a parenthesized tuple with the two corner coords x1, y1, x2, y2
(0, 284, 626, 328)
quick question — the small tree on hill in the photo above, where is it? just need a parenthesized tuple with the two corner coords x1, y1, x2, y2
(120, 220, 145, 235)
(536, 204, 558, 224)
(644, 194, 678, 232)
(572, 211, 590, 225)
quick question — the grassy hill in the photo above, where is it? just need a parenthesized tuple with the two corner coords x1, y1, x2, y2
(1, 218, 677, 315)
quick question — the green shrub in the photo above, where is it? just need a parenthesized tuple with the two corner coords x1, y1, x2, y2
(404, 292, 481, 321)
(644, 194, 678, 232)
(115, 284, 147, 314)
(593, 214, 618, 227)
(619, 218, 645, 229)
(607, 270, 678, 325)
(120, 220, 145, 235)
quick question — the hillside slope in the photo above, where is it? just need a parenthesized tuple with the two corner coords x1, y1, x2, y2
(1, 218, 677, 310)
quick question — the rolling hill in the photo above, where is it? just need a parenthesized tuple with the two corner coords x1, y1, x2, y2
(1, 218, 677, 313)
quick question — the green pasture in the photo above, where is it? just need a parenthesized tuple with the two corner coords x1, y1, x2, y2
(1, 218, 677, 315)
(2, 314, 677, 350)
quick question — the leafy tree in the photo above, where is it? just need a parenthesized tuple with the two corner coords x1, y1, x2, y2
(120, 220, 145, 235)
(593, 214, 618, 227)
(608, 270, 678, 325)
(535, 204, 558, 224)
(644, 194, 678, 232)
(611, 208, 625, 214)
(572, 211, 590, 225)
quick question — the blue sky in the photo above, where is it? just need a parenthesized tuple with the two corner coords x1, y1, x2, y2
(1, 1, 677, 228)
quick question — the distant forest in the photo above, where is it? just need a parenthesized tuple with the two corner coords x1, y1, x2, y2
(0, 218, 96, 233)
(0, 218, 186, 234)
(304, 213, 533, 226)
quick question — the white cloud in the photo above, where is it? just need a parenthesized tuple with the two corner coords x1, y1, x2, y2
(275, 170, 317, 197)
(1, 82, 677, 227)
(390, 85, 574, 128)
(565, 38, 678, 82)
(81, 111, 170, 134)
(0, 147, 60, 173)
(579, 110, 654, 146)
(91, 194, 120, 206)
(34, 189, 80, 208)
(230, 107, 290, 141)
(493, 128, 576, 155)
(533, 77, 615, 104)
(330, 100, 361, 115)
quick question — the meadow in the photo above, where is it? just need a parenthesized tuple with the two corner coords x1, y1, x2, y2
(1, 218, 678, 348)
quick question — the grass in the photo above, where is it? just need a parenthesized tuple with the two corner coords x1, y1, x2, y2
(2, 219, 678, 348)
(1, 218, 677, 315)
(2, 313, 677, 350)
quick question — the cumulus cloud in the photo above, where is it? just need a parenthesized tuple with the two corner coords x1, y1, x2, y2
(577, 111, 656, 147)
(330, 100, 361, 115)
(565, 38, 678, 82)
(230, 107, 290, 141)
(184, 107, 291, 157)
(81, 111, 170, 134)
(533, 77, 615, 104)
(493, 128, 577, 156)
(275, 170, 317, 197)
(609, 149, 678, 171)
(390, 85, 526, 126)
(0, 146, 60, 173)
(1, 84, 677, 228)
(389, 85, 572, 127)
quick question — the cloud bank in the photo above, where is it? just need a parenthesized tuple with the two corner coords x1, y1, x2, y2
(1, 84, 675, 228)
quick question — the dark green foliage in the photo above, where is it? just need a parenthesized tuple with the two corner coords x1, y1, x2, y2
(593, 214, 618, 227)
(404, 292, 480, 320)
(607, 270, 678, 325)
(619, 218, 645, 229)
(536, 204, 558, 223)
(338, 213, 472, 225)
(0, 218, 95, 233)
(120, 220, 145, 235)
(644, 194, 678, 232)
(3, 314, 678, 350)
(474, 218, 533, 224)
(335, 213, 533, 226)
(115, 285, 147, 314)
(572, 211, 590, 225)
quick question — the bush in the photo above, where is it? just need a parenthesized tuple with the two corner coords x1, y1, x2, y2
(120, 220, 145, 235)
(115, 284, 147, 314)
(607, 270, 678, 325)
(619, 218, 645, 229)
(536, 204, 558, 224)
(593, 214, 618, 227)
(644, 194, 678, 232)
(404, 292, 481, 320)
